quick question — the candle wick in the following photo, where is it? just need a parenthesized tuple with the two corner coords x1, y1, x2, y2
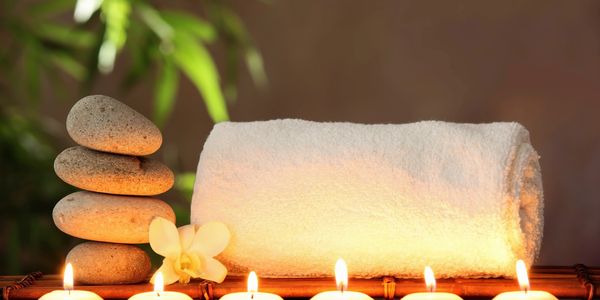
(251, 293, 255, 300)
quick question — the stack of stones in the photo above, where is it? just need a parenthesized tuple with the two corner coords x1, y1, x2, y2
(53, 95, 176, 285)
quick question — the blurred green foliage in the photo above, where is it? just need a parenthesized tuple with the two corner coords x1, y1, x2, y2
(0, 111, 77, 274)
(0, 0, 266, 274)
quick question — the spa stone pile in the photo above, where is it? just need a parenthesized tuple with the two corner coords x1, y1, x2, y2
(53, 95, 176, 285)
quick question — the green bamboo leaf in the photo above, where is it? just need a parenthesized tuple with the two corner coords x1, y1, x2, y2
(217, 6, 247, 42)
(122, 25, 156, 89)
(222, 11, 268, 89)
(210, 5, 268, 90)
(47, 50, 86, 80)
(29, 0, 76, 17)
(172, 33, 229, 123)
(74, 0, 103, 23)
(98, 0, 130, 73)
(245, 47, 267, 88)
(33, 23, 95, 48)
(137, 3, 173, 43)
(153, 58, 178, 128)
(161, 11, 216, 42)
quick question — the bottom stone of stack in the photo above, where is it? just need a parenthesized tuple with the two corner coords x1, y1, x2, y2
(67, 242, 151, 285)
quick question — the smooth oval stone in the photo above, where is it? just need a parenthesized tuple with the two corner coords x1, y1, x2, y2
(53, 191, 175, 243)
(67, 95, 162, 156)
(54, 146, 174, 195)
(67, 242, 151, 284)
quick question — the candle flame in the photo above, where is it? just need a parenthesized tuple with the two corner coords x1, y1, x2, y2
(248, 271, 258, 293)
(516, 260, 530, 292)
(63, 263, 74, 291)
(154, 272, 164, 294)
(335, 258, 348, 293)
(424, 266, 436, 293)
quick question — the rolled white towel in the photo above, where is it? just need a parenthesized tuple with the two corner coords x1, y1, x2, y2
(191, 120, 543, 278)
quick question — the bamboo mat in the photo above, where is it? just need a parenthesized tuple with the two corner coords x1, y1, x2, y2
(1, 266, 598, 300)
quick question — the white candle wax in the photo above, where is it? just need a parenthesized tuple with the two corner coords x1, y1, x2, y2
(311, 291, 373, 300)
(492, 291, 558, 300)
(401, 292, 463, 300)
(128, 272, 192, 300)
(492, 260, 557, 300)
(219, 272, 282, 300)
(129, 291, 192, 300)
(39, 290, 103, 300)
(400, 267, 463, 300)
(39, 263, 102, 300)
(220, 291, 283, 300)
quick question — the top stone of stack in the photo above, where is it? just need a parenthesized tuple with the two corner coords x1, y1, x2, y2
(66, 95, 162, 156)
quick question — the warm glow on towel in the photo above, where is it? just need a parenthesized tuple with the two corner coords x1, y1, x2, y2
(192, 120, 545, 278)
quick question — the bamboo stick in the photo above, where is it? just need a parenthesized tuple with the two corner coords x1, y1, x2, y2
(2, 267, 599, 299)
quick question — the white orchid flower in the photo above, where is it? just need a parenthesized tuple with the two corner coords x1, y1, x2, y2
(149, 217, 230, 284)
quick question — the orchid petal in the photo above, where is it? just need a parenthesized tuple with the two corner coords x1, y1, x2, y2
(189, 222, 230, 257)
(191, 253, 205, 276)
(200, 257, 228, 283)
(178, 225, 197, 251)
(150, 259, 179, 285)
(182, 267, 200, 279)
(178, 273, 191, 284)
(149, 217, 181, 259)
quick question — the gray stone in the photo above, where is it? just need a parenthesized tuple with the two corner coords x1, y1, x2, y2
(53, 191, 176, 243)
(67, 95, 162, 156)
(66, 242, 151, 285)
(54, 146, 174, 196)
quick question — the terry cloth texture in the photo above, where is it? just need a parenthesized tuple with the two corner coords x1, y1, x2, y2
(191, 119, 544, 278)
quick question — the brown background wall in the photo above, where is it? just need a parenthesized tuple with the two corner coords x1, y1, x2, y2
(42, 1, 600, 266)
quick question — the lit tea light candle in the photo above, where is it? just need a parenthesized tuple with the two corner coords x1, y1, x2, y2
(39, 263, 103, 300)
(220, 271, 283, 300)
(310, 258, 374, 300)
(129, 272, 192, 300)
(400, 266, 463, 300)
(492, 260, 558, 300)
